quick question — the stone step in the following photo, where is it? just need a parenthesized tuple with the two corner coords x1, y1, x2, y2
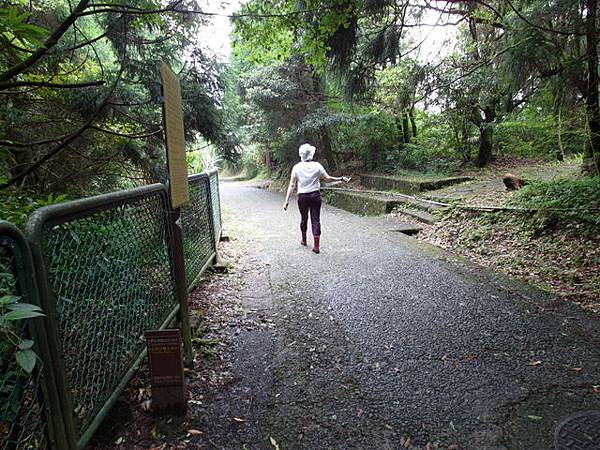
(395, 207, 439, 225)
(387, 224, 422, 236)
(394, 195, 447, 212)
(361, 174, 472, 193)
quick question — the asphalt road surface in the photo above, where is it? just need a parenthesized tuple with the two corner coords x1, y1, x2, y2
(213, 180, 600, 450)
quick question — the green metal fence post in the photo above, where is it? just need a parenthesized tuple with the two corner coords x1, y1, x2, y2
(24, 219, 80, 450)
(1, 221, 77, 450)
(203, 174, 217, 256)
(167, 205, 194, 367)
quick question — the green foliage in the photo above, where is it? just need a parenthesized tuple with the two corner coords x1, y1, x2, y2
(1, 1, 236, 197)
(495, 107, 587, 159)
(1, 292, 44, 375)
(0, 191, 68, 228)
(335, 111, 400, 171)
(187, 138, 223, 174)
(0, 6, 48, 49)
(239, 144, 263, 179)
(511, 177, 600, 233)
(232, 0, 359, 70)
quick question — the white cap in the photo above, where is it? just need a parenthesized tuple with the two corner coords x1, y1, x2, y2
(299, 143, 316, 162)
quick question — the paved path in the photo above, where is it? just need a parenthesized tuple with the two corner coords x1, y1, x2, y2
(217, 181, 600, 450)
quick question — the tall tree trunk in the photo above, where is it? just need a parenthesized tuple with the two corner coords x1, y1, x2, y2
(476, 108, 496, 167)
(319, 126, 336, 170)
(409, 108, 417, 138)
(557, 108, 565, 161)
(584, 0, 600, 175)
(476, 125, 493, 167)
(402, 112, 410, 144)
(265, 148, 272, 176)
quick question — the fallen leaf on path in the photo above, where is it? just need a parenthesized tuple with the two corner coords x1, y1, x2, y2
(528, 360, 542, 366)
(233, 417, 246, 422)
(269, 436, 280, 450)
(462, 355, 477, 362)
(527, 415, 543, 421)
(571, 367, 583, 372)
(188, 429, 203, 436)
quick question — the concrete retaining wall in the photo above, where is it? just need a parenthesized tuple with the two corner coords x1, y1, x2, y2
(361, 174, 472, 193)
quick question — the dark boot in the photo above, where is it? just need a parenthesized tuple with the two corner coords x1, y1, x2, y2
(312, 235, 320, 254)
(300, 231, 307, 246)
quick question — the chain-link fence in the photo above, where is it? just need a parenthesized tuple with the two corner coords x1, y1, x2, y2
(208, 170, 222, 244)
(182, 173, 216, 290)
(1, 171, 222, 450)
(0, 238, 48, 450)
(0, 222, 70, 450)
(27, 184, 180, 447)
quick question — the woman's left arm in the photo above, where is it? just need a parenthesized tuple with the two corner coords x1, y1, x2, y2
(321, 170, 350, 183)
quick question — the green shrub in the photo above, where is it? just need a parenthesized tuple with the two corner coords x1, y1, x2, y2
(394, 115, 461, 173)
(511, 177, 600, 232)
(239, 144, 263, 179)
(335, 111, 402, 171)
(495, 111, 587, 160)
(0, 192, 68, 228)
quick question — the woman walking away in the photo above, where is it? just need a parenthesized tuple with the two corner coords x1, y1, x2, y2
(283, 143, 350, 254)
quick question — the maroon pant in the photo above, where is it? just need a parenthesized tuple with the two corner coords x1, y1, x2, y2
(297, 190, 321, 236)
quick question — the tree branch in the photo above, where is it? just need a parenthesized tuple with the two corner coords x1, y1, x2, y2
(79, 1, 328, 19)
(89, 125, 163, 138)
(55, 29, 110, 53)
(505, 0, 584, 36)
(0, 101, 107, 190)
(0, 0, 92, 82)
(0, 80, 104, 90)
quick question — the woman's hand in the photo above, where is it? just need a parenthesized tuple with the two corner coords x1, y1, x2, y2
(342, 176, 351, 183)
(283, 201, 289, 211)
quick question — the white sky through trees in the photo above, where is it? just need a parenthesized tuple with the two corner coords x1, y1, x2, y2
(196, 1, 458, 62)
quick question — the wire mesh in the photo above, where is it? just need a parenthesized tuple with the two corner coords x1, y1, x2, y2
(0, 237, 49, 450)
(181, 174, 215, 289)
(208, 171, 222, 243)
(37, 190, 178, 435)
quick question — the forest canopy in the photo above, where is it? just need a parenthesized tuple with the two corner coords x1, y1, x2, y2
(0, 0, 237, 202)
(227, 0, 600, 177)
(1, 0, 600, 208)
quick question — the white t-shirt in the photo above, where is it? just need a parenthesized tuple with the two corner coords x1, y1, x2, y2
(292, 161, 326, 194)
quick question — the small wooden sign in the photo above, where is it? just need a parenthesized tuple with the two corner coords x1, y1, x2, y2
(160, 62, 190, 208)
(145, 329, 186, 414)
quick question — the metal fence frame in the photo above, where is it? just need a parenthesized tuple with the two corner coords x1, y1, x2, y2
(26, 183, 181, 449)
(0, 221, 73, 450)
(1, 171, 222, 450)
(208, 170, 222, 244)
(182, 171, 217, 291)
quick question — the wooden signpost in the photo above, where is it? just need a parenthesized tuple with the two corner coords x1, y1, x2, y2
(143, 62, 193, 416)
(159, 62, 193, 369)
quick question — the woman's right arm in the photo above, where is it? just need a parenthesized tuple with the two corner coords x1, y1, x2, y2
(283, 174, 297, 210)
